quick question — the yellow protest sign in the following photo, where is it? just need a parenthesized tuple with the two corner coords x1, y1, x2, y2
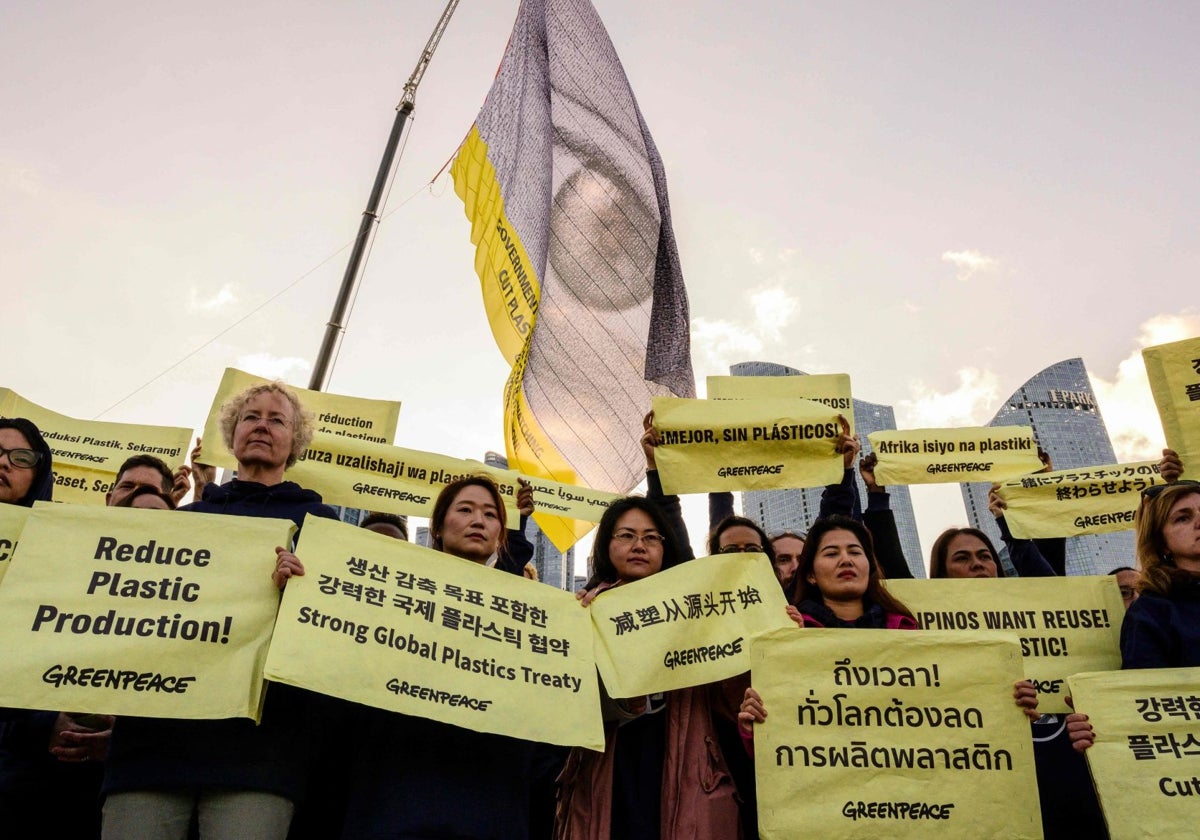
(196, 368, 401, 471)
(468, 461, 627, 552)
(0, 504, 30, 586)
(589, 553, 791, 697)
(265, 517, 603, 749)
(1143, 336, 1200, 463)
(706, 373, 855, 433)
(0, 503, 291, 720)
(0, 388, 193, 504)
(485, 467, 620, 552)
(1068, 668, 1200, 840)
(886, 577, 1124, 713)
(868, 426, 1041, 485)
(996, 461, 1165, 538)
(651, 396, 845, 494)
(291, 437, 614, 549)
(752, 628, 1041, 840)
(290, 434, 519, 522)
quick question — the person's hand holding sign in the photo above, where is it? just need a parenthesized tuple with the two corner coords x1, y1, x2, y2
(516, 477, 534, 517)
(641, 411, 661, 471)
(835, 417, 858, 468)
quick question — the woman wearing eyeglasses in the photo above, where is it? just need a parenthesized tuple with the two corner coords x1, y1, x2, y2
(556, 496, 746, 840)
(0, 418, 54, 507)
(0, 418, 67, 835)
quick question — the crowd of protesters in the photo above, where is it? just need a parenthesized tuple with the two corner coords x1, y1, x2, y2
(0, 383, 1190, 840)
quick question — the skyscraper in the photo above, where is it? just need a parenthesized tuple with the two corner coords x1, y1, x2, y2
(730, 361, 926, 577)
(483, 451, 575, 589)
(960, 358, 1135, 576)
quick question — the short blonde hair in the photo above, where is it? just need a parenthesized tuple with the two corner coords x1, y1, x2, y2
(218, 382, 314, 469)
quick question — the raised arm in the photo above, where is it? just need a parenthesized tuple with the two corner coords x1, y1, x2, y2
(643, 411, 696, 561)
(818, 422, 863, 520)
(859, 452, 913, 579)
(496, 478, 536, 576)
(989, 487, 1056, 578)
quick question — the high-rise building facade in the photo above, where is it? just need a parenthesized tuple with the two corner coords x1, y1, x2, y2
(414, 525, 431, 548)
(483, 451, 575, 589)
(960, 358, 1135, 576)
(730, 361, 926, 578)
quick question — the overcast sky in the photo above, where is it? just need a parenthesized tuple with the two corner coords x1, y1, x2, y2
(4, 1, 1197, 567)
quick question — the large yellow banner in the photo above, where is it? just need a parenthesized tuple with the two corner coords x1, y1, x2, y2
(1068, 667, 1200, 840)
(0, 504, 291, 720)
(451, 460, 619, 552)
(289, 434, 521, 521)
(589, 553, 791, 697)
(886, 577, 1124, 713)
(488, 466, 621, 552)
(868, 426, 1042, 485)
(0, 504, 30, 586)
(651, 396, 845, 494)
(0, 388, 193, 505)
(196, 368, 402, 471)
(995, 461, 1164, 538)
(265, 517, 603, 749)
(752, 629, 1041, 839)
(706, 373, 855, 433)
(291, 436, 616, 550)
(1143, 336, 1200, 464)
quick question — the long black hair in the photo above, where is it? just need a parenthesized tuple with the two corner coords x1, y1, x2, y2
(791, 515, 913, 621)
(0, 417, 54, 506)
(430, 476, 508, 554)
(929, 527, 1004, 578)
(584, 496, 681, 589)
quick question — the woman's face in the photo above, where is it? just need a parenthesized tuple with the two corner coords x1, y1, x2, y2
(807, 529, 870, 603)
(1162, 492, 1200, 568)
(0, 428, 36, 505)
(438, 485, 502, 563)
(942, 534, 998, 579)
(718, 524, 763, 554)
(771, 535, 804, 587)
(609, 508, 664, 584)
(231, 391, 296, 471)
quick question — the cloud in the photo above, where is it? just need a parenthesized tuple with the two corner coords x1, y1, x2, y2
(1090, 310, 1200, 462)
(750, 287, 799, 341)
(897, 368, 1002, 428)
(188, 283, 237, 312)
(0, 159, 43, 198)
(690, 317, 765, 376)
(748, 248, 764, 266)
(690, 285, 801, 384)
(941, 249, 998, 282)
(235, 352, 311, 384)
